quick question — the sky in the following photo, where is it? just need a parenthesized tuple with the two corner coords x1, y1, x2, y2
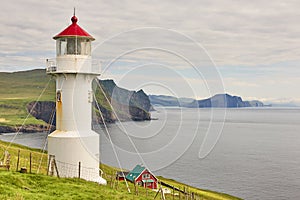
(1, 0, 300, 104)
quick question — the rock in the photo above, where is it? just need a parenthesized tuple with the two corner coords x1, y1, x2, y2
(26, 101, 56, 125)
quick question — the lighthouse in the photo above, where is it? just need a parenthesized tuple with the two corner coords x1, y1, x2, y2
(46, 13, 106, 184)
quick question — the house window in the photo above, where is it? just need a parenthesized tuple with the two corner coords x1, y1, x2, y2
(142, 173, 150, 179)
(137, 181, 142, 186)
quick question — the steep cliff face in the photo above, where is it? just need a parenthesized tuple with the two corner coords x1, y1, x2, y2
(99, 80, 151, 112)
(27, 79, 151, 126)
(26, 101, 56, 125)
(98, 80, 151, 121)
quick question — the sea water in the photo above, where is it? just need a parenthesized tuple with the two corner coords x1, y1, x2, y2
(1, 108, 299, 199)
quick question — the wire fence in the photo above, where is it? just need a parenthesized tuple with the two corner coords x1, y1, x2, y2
(0, 148, 48, 174)
(0, 148, 207, 200)
(52, 159, 103, 182)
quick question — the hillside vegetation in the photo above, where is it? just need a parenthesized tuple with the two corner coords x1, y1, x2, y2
(0, 140, 241, 200)
(0, 69, 151, 129)
(0, 70, 55, 127)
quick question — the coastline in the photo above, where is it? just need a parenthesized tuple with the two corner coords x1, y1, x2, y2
(0, 124, 55, 134)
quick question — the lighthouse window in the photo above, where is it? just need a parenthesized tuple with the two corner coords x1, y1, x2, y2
(57, 39, 67, 56)
(67, 38, 81, 55)
(80, 39, 91, 55)
(57, 38, 91, 56)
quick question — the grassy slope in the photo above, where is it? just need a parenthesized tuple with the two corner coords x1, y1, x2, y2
(0, 172, 152, 200)
(0, 69, 55, 126)
(0, 140, 241, 200)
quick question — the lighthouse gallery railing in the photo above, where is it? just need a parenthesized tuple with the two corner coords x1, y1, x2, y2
(46, 58, 101, 74)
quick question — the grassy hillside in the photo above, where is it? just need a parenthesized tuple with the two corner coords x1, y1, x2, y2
(0, 69, 114, 127)
(0, 69, 148, 127)
(0, 140, 241, 200)
(0, 69, 55, 126)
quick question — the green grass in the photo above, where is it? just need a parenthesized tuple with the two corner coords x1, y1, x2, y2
(0, 171, 154, 200)
(157, 176, 242, 200)
(0, 99, 47, 126)
(0, 140, 241, 200)
(0, 140, 153, 200)
(0, 69, 55, 101)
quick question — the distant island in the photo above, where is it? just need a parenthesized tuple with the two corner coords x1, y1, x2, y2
(149, 93, 265, 108)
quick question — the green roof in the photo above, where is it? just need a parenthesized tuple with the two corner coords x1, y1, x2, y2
(125, 165, 145, 182)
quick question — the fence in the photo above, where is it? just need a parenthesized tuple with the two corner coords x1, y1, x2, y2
(0, 148, 48, 174)
(0, 148, 206, 199)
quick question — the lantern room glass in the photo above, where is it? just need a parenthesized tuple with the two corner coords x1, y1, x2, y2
(56, 38, 91, 56)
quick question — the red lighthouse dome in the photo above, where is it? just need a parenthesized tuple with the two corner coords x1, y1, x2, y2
(53, 15, 95, 40)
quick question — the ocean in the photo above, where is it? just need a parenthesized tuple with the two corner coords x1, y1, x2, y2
(1, 107, 299, 199)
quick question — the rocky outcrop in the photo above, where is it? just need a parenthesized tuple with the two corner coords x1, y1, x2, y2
(100, 80, 151, 112)
(98, 79, 151, 121)
(26, 101, 56, 125)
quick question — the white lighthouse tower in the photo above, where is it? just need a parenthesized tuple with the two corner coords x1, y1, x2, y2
(46, 13, 106, 184)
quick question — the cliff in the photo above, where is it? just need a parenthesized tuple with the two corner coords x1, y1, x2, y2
(97, 79, 151, 122)
(149, 94, 264, 108)
(26, 79, 151, 127)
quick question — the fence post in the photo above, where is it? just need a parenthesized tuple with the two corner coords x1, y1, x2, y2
(78, 162, 81, 179)
(134, 180, 139, 196)
(16, 149, 20, 172)
(110, 173, 113, 188)
(179, 187, 181, 199)
(146, 179, 148, 197)
(173, 185, 175, 200)
(29, 152, 32, 174)
(53, 158, 59, 178)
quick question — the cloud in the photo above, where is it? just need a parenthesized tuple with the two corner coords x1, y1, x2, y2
(1, 0, 299, 99)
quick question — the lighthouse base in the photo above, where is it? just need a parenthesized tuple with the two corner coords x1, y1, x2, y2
(48, 130, 106, 185)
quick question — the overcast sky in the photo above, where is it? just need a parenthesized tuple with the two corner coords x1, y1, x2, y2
(1, 0, 300, 104)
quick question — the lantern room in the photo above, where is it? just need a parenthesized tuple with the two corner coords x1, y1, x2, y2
(47, 15, 100, 75)
(53, 15, 95, 56)
(55, 37, 92, 56)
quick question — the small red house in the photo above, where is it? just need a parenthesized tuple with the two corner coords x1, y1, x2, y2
(126, 165, 158, 189)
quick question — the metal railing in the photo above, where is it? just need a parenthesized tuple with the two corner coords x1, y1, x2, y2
(46, 59, 57, 73)
(46, 58, 101, 74)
